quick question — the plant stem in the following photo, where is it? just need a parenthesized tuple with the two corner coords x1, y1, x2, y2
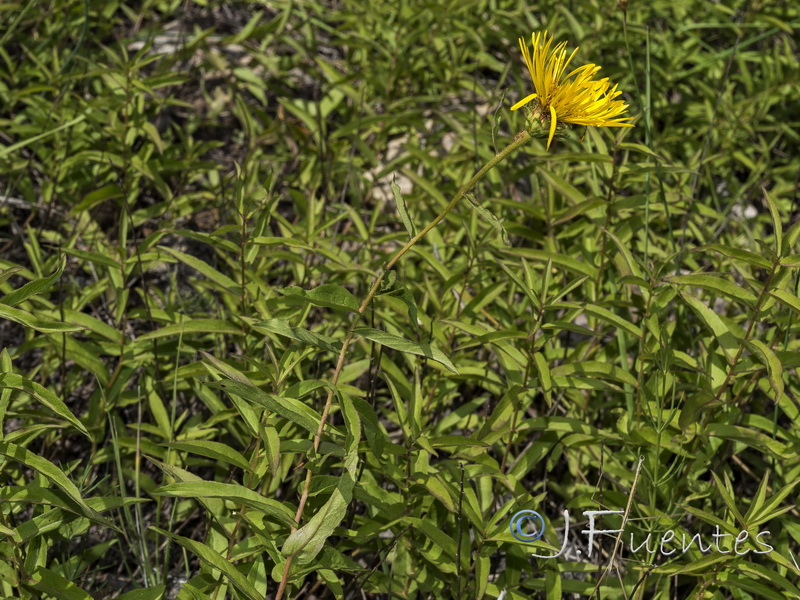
(273, 129, 531, 600)
(709, 261, 778, 407)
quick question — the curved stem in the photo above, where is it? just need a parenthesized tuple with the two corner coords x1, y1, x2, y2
(274, 129, 531, 600)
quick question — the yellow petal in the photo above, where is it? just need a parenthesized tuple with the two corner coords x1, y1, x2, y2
(510, 93, 537, 111)
(547, 105, 558, 150)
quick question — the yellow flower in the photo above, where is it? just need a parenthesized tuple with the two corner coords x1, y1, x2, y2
(511, 31, 634, 149)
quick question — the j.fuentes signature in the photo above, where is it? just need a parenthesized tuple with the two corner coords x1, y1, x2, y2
(510, 509, 773, 558)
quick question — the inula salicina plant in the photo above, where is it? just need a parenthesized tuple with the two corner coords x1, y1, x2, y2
(274, 28, 634, 600)
(1, 2, 800, 600)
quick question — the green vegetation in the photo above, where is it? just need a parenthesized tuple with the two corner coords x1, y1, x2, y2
(1, 1, 799, 599)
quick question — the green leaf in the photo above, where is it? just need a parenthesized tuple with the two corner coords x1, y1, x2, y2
(116, 586, 166, 600)
(0, 373, 90, 439)
(0, 115, 86, 158)
(151, 527, 262, 600)
(747, 478, 800, 526)
(763, 189, 782, 253)
(165, 440, 251, 472)
(679, 391, 722, 431)
(696, 244, 772, 269)
(665, 274, 757, 305)
(15, 507, 80, 543)
(0, 303, 83, 333)
(503, 248, 597, 278)
(768, 289, 800, 315)
(550, 361, 638, 387)
(454, 329, 528, 351)
(422, 474, 456, 512)
(778, 253, 800, 267)
(540, 321, 594, 337)
(29, 566, 95, 600)
(705, 423, 791, 459)
(61, 309, 121, 342)
(350, 395, 386, 457)
(465, 193, 510, 246)
(391, 177, 417, 238)
(0, 485, 88, 508)
(0, 442, 94, 514)
(518, 417, 621, 442)
(545, 565, 563, 600)
(581, 304, 642, 337)
(261, 425, 281, 478)
(554, 198, 605, 225)
(603, 229, 643, 280)
(496, 260, 540, 309)
(744, 339, 784, 401)
(209, 379, 322, 435)
(377, 271, 419, 331)
(1, 488, 138, 543)
(476, 554, 491, 600)
(225, 10, 264, 42)
(711, 472, 745, 525)
(652, 552, 733, 575)
(782, 219, 800, 256)
(735, 563, 800, 598)
(278, 284, 360, 312)
(533, 352, 552, 395)
(71, 184, 123, 213)
(233, 67, 265, 88)
(0, 255, 65, 307)
(137, 319, 240, 341)
(0, 266, 23, 286)
(281, 394, 361, 565)
(148, 461, 224, 517)
(153, 481, 296, 528)
(537, 167, 586, 204)
(743, 471, 771, 525)
(678, 291, 740, 362)
(0, 349, 11, 441)
(617, 142, 663, 159)
(158, 246, 241, 294)
(353, 327, 458, 373)
(251, 319, 342, 354)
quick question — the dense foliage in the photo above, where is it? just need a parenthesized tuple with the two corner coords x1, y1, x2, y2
(0, 1, 799, 599)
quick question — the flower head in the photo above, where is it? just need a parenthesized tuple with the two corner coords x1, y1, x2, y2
(512, 31, 634, 149)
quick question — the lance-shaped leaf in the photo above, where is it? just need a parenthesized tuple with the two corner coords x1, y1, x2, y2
(0, 349, 10, 440)
(0, 255, 65, 307)
(281, 394, 361, 565)
(158, 246, 241, 295)
(164, 440, 251, 472)
(678, 291, 740, 362)
(0, 304, 83, 333)
(665, 274, 757, 306)
(0, 442, 117, 532)
(151, 527, 261, 600)
(278, 284, 360, 312)
(744, 339, 784, 401)
(29, 566, 95, 600)
(0, 373, 90, 439)
(208, 379, 321, 435)
(252, 319, 342, 354)
(391, 177, 416, 238)
(465, 193, 510, 246)
(377, 270, 419, 331)
(153, 481, 296, 528)
(353, 327, 458, 373)
(768, 289, 800, 315)
(697, 244, 772, 269)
